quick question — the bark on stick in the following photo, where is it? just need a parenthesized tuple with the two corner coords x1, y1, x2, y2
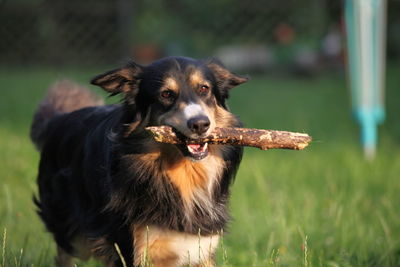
(146, 126, 312, 150)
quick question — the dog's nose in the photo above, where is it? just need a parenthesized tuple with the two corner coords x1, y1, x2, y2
(187, 116, 210, 135)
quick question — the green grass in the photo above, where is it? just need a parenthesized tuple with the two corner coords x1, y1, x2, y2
(0, 66, 400, 266)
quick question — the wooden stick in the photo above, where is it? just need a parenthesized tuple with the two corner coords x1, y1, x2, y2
(146, 126, 312, 150)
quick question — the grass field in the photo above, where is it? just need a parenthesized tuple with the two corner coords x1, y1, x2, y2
(0, 66, 399, 266)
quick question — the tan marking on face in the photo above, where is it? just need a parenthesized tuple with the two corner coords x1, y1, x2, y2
(190, 70, 211, 89)
(163, 77, 179, 93)
(133, 225, 219, 267)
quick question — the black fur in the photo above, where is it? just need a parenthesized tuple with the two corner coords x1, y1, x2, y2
(32, 57, 248, 266)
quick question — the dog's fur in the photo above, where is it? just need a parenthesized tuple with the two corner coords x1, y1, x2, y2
(31, 57, 248, 267)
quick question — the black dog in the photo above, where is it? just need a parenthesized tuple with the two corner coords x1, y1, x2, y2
(31, 57, 248, 267)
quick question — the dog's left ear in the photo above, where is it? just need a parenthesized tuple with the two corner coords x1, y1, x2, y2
(91, 61, 143, 96)
(206, 58, 249, 96)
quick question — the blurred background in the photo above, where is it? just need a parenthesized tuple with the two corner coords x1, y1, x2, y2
(1, 0, 400, 266)
(1, 0, 400, 74)
(0, 0, 396, 71)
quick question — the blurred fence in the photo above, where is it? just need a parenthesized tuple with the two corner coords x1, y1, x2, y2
(0, 0, 133, 66)
(0, 0, 398, 70)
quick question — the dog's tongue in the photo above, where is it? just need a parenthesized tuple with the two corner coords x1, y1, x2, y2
(188, 144, 202, 150)
(187, 143, 208, 153)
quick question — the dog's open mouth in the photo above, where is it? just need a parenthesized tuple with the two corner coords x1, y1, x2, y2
(178, 143, 209, 161)
(162, 127, 210, 160)
(187, 143, 209, 160)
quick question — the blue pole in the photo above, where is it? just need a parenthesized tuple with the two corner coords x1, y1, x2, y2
(345, 0, 387, 159)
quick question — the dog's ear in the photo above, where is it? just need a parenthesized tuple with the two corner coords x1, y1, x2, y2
(206, 58, 249, 97)
(91, 61, 143, 96)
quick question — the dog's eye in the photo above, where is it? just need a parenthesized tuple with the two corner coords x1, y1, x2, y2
(160, 90, 175, 100)
(198, 85, 210, 95)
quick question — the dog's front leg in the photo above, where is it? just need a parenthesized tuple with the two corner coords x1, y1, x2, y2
(55, 246, 73, 267)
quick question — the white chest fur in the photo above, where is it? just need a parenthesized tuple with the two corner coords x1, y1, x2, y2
(133, 225, 219, 267)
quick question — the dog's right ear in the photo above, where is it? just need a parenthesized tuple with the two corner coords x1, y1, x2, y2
(91, 61, 143, 96)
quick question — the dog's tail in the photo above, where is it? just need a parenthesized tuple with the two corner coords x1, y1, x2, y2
(30, 80, 104, 150)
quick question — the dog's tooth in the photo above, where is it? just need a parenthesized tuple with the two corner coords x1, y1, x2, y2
(187, 145, 196, 154)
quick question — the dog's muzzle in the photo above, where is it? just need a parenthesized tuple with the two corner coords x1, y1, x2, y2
(161, 104, 212, 161)
(177, 115, 209, 161)
(187, 115, 210, 136)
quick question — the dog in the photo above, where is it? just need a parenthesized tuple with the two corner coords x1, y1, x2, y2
(31, 57, 248, 267)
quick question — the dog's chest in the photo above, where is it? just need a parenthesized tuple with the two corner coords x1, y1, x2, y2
(164, 153, 224, 203)
(133, 225, 219, 266)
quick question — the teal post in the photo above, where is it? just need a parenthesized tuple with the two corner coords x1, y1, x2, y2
(345, 0, 387, 159)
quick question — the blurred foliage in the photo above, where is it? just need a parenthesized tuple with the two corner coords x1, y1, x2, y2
(0, 0, 399, 66)
(133, 0, 328, 56)
(0, 0, 122, 65)
(1, 0, 331, 65)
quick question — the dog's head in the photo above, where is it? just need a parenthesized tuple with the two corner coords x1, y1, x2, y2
(91, 57, 248, 160)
